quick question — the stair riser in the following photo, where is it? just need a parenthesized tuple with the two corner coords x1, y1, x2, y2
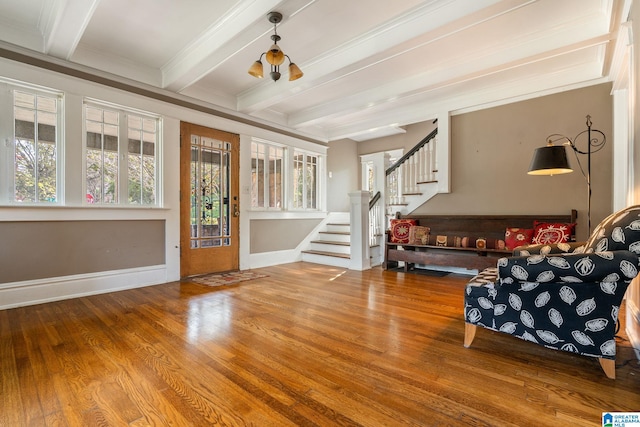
(318, 233, 351, 243)
(301, 253, 351, 268)
(308, 243, 351, 254)
(325, 224, 350, 233)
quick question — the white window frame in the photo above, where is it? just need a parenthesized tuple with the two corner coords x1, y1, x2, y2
(250, 138, 285, 211)
(291, 148, 322, 211)
(0, 79, 64, 205)
(83, 99, 162, 207)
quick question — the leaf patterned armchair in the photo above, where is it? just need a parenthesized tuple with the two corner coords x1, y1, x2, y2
(464, 205, 640, 379)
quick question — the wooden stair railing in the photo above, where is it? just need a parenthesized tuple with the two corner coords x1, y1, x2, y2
(385, 128, 438, 206)
(368, 191, 382, 248)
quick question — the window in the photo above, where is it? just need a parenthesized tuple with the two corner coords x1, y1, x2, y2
(250, 139, 323, 212)
(84, 101, 160, 206)
(293, 150, 319, 210)
(251, 139, 283, 209)
(9, 87, 62, 204)
(127, 115, 158, 204)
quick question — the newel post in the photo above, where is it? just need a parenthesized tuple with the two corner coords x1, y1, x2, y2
(349, 191, 371, 271)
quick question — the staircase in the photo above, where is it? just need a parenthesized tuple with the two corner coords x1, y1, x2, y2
(301, 126, 446, 270)
(301, 219, 352, 268)
(385, 128, 441, 217)
(300, 211, 383, 269)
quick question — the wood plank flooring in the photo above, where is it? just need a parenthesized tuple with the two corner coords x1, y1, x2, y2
(1, 262, 639, 426)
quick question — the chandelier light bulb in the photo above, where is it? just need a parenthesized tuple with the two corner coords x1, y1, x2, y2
(247, 11, 303, 82)
(266, 44, 285, 65)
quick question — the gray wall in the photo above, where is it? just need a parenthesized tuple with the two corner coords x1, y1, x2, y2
(0, 220, 165, 283)
(250, 218, 322, 253)
(358, 120, 438, 158)
(327, 138, 359, 212)
(358, 83, 612, 241)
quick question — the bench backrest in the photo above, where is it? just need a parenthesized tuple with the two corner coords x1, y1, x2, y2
(394, 210, 578, 242)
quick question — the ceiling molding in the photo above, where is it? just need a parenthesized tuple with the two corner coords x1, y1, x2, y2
(0, 41, 327, 145)
(44, 0, 101, 60)
(289, 34, 612, 130)
(236, 0, 533, 113)
(161, 0, 282, 91)
(0, 0, 623, 143)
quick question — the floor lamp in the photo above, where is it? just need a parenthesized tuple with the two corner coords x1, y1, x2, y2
(527, 115, 606, 235)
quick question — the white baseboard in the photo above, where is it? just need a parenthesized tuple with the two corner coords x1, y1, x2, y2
(626, 298, 640, 361)
(249, 250, 300, 269)
(0, 265, 168, 310)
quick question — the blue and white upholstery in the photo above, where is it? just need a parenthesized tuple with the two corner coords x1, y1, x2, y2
(464, 205, 640, 379)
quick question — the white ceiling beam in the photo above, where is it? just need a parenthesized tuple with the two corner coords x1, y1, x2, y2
(42, 0, 101, 60)
(162, 0, 315, 92)
(237, 0, 530, 113)
(324, 57, 609, 141)
(289, 34, 613, 129)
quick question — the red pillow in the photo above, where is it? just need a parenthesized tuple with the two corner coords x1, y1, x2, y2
(505, 227, 534, 250)
(389, 219, 417, 243)
(532, 222, 576, 245)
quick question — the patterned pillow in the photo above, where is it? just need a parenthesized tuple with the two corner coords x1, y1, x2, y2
(475, 238, 506, 250)
(425, 234, 462, 247)
(532, 222, 575, 245)
(505, 227, 534, 250)
(584, 205, 640, 253)
(462, 236, 506, 250)
(389, 219, 417, 243)
(408, 226, 430, 245)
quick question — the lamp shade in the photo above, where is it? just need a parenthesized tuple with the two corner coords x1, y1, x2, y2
(288, 62, 303, 81)
(266, 45, 285, 65)
(527, 145, 573, 176)
(248, 60, 264, 78)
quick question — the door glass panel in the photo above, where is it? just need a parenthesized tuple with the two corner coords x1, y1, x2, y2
(190, 136, 232, 249)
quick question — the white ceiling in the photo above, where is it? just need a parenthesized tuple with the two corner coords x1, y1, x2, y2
(0, 0, 627, 142)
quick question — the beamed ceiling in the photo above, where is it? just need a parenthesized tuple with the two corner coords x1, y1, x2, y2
(0, 0, 629, 143)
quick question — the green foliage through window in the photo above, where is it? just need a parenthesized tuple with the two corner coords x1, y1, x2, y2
(85, 103, 159, 206)
(13, 91, 59, 203)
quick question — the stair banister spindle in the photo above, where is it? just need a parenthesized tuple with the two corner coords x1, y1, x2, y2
(401, 162, 407, 197)
(416, 148, 421, 183)
(409, 154, 416, 193)
(411, 153, 420, 193)
(424, 144, 428, 181)
(431, 136, 437, 181)
(418, 147, 427, 182)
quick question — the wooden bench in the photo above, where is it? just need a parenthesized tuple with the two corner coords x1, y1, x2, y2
(384, 210, 578, 272)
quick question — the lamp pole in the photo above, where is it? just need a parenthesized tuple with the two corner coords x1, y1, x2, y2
(586, 115, 592, 235)
(572, 114, 604, 236)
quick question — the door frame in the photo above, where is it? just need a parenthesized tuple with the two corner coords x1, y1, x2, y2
(179, 121, 240, 277)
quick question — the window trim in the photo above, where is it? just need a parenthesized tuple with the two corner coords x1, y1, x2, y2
(250, 137, 285, 211)
(0, 79, 65, 206)
(82, 98, 163, 207)
(291, 148, 322, 211)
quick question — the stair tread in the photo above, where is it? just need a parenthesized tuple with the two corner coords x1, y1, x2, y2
(302, 250, 351, 259)
(319, 231, 350, 235)
(327, 223, 350, 226)
(312, 240, 350, 246)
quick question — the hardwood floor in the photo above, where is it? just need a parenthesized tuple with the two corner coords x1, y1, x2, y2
(1, 262, 638, 426)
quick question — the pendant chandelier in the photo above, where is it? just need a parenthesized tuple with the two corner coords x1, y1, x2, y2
(247, 12, 303, 82)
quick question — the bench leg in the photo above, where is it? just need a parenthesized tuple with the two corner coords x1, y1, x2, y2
(463, 323, 477, 348)
(598, 358, 615, 379)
